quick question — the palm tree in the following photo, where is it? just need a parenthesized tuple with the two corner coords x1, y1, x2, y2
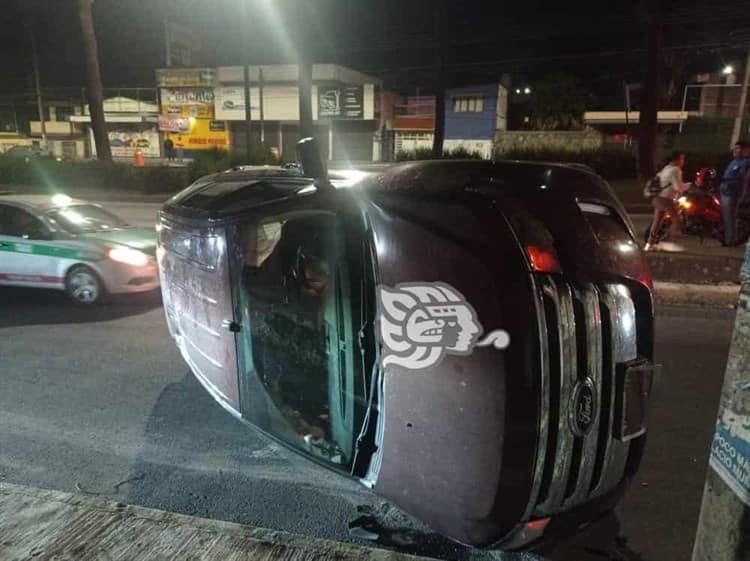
(77, 0, 111, 161)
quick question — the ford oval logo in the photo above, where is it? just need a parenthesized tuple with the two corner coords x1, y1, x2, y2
(569, 378, 597, 436)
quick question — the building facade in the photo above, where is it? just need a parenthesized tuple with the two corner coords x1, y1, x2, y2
(380, 83, 508, 160)
(71, 93, 161, 159)
(444, 83, 507, 159)
(155, 64, 381, 162)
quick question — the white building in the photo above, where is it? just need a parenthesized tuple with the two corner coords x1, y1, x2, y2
(156, 64, 381, 162)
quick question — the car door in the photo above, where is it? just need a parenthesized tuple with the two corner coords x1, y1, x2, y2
(0, 204, 62, 287)
(229, 190, 375, 475)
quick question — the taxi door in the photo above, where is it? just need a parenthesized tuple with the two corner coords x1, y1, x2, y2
(0, 204, 62, 287)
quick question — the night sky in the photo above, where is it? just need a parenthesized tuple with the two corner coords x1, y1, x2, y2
(1, 0, 748, 106)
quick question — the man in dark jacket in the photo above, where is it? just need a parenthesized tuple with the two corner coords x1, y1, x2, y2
(163, 138, 174, 161)
(719, 141, 750, 246)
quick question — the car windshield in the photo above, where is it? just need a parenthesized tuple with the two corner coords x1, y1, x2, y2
(46, 204, 129, 234)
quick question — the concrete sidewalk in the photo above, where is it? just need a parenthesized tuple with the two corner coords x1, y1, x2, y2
(0, 482, 449, 561)
(630, 214, 745, 284)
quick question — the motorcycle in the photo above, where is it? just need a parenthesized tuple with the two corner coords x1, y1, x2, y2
(644, 167, 750, 245)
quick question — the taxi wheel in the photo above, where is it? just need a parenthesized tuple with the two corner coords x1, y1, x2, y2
(65, 265, 104, 305)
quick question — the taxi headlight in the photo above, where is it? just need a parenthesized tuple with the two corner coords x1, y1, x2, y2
(108, 246, 149, 267)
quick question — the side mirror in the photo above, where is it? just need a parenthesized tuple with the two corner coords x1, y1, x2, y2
(296, 137, 327, 181)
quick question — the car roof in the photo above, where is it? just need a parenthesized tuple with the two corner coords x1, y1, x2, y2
(0, 194, 91, 213)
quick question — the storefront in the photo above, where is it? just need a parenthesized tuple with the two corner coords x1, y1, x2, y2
(70, 96, 161, 159)
(156, 68, 230, 157)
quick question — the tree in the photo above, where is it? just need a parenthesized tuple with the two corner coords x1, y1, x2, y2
(77, 0, 111, 161)
(526, 75, 590, 131)
(638, 2, 663, 180)
(431, 1, 446, 158)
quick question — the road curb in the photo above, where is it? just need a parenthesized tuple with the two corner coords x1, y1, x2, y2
(654, 281, 740, 308)
(647, 252, 743, 284)
(0, 482, 439, 561)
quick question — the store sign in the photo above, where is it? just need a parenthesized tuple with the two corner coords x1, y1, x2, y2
(164, 118, 229, 150)
(160, 88, 214, 106)
(106, 129, 160, 158)
(214, 87, 246, 120)
(318, 85, 363, 119)
(158, 115, 190, 133)
(156, 68, 215, 87)
(209, 121, 226, 132)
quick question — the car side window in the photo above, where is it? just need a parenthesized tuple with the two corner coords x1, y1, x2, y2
(0, 205, 50, 239)
(235, 210, 367, 471)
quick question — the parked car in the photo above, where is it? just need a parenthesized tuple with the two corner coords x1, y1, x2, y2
(156, 143, 657, 550)
(3, 145, 54, 161)
(0, 194, 159, 304)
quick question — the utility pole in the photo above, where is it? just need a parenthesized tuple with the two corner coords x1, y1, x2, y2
(259, 68, 265, 147)
(692, 247, 750, 561)
(298, 60, 314, 140)
(243, 64, 252, 162)
(30, 28, 46, 149)
(431, 1, 446, 159)
(77, 0, 111, 161)
(242, 0, 252, 163)
(638, 2, 662, 180)
(730, 40, 750, 148)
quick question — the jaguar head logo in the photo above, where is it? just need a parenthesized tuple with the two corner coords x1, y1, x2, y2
(378, 282, 509, 370)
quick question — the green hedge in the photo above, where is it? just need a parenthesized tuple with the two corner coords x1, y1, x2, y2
(0, 157, 188, 194)
(395, 146, 484, 161)
(189, 146, 280, 182)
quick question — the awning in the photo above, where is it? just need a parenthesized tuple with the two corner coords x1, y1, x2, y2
(584, 111, 689, 125)
(69, 114, 157, 124)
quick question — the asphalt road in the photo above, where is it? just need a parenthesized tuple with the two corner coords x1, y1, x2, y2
(0, 201, 738, 560)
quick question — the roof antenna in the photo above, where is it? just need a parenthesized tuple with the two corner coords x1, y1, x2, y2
(296, 137, 331, 190)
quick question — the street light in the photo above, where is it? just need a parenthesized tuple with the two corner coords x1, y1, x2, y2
(723, 65, 734, 75)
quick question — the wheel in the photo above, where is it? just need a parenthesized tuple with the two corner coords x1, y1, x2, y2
(65, 265, 103, 305)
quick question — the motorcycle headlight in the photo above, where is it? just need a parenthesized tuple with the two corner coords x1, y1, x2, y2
(108, 246, 149, 267)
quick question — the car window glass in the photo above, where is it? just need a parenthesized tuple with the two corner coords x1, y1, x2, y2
(0, 205, 49, 238)
(46, 204, 128, 234)
(235, 211, 367, 471)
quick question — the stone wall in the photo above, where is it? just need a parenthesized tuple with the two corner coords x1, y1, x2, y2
(494, 130, 604, 153)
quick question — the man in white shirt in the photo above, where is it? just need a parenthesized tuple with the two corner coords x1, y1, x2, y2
(645, 151, 690, 250)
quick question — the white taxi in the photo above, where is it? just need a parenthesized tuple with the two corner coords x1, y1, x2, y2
(0, 194, 159, 304)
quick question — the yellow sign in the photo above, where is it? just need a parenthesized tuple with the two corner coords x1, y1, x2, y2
(165, 118, 229, 150)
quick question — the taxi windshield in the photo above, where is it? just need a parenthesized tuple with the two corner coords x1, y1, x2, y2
(47, 204, 129, 234)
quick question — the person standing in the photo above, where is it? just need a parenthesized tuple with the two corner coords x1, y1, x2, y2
(645, 150, 690, 251)
(163, 137, 174, 161)
(719, 141, 750, 246)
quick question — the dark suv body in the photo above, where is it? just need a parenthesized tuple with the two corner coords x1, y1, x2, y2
(157, 160, 656, 549)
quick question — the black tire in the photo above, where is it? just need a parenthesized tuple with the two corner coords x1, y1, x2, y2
(65, 265, 104, 305)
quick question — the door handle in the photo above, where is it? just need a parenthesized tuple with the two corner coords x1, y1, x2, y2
(222, 320, 241, 333)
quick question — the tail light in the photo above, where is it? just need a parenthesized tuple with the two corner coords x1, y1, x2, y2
(525, 245, 561, 273)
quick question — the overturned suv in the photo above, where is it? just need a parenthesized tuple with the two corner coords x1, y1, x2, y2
(157, 143, 656, 550)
